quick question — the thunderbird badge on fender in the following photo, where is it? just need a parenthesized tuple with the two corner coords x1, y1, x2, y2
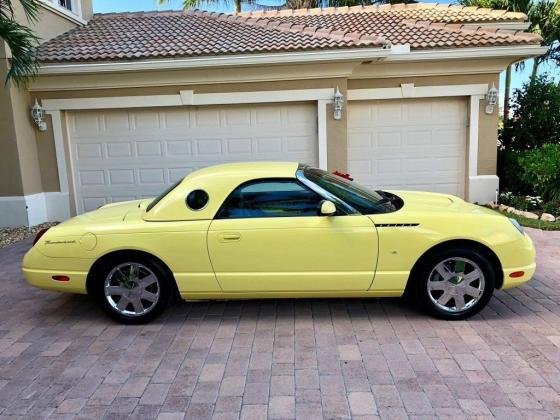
(23, 162, 535, 324)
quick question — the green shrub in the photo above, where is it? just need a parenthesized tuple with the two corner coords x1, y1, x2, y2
(542, 201, 560, 216)
(500, 75, 560, 151)
(497, 149, 532, 194)
(518, 144, 560, 202)
(498, 192, 543, 210)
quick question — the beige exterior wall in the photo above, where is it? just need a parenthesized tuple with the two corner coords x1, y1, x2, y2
(0, 1, 92, 198)
(81, 0, 94, 21)
(34, 7, 79, 41)
(0, 44, 25, 196)
(478, 74, 500, 176)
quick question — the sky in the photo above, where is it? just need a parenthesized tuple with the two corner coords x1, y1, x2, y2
(92, 0, 559, 96)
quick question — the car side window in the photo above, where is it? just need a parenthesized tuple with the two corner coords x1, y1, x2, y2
(216, 179, 323, 219)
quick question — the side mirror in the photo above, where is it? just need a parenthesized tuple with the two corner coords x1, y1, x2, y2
(319, 200, 337, 216)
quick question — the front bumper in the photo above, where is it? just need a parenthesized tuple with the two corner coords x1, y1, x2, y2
(500, 232, 536, 290)
(501, 262, 537, 289)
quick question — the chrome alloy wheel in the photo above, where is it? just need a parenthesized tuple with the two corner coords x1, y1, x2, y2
(104, 262, 160, 317)
(427, 257, 485, 313)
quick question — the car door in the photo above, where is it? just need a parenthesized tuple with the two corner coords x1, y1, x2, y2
(207, 178, 378, 292)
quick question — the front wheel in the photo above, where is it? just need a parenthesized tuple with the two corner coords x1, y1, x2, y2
(412, 248, 495, 320)
(93, 257, 171, 324)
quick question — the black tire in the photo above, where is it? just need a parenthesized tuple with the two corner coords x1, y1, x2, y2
(411, 247, 495, 320)
(92, 256, 171, 324)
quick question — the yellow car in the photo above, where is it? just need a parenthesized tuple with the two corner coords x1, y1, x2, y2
(23, 162, 535, 323)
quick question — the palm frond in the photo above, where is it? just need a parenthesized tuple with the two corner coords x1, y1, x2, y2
(183, 0, 199, 9)
(526, 0, 560, 70)
(0, 17, 39, 87)
(0, 0, 16, 20)
(17, 0, 40, 22)
(457, 0, 509, 10)
(0, 0, 40, 22)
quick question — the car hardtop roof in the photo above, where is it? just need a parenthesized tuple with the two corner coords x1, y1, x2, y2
(182, 161, 301, 183)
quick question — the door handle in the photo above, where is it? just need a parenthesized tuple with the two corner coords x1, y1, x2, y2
(219, 232, 241, 242)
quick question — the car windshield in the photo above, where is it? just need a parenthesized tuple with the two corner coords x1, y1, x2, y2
(303, 167, 397, 214)
(146, 180, 182, 212)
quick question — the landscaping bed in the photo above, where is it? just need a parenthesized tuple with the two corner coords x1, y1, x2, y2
(0, 223, 58, 249)
(487, 207, 560, 231)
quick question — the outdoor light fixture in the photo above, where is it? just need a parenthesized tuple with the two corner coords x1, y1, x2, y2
(31, 99, 47, 131)
(485, 83, 499, 115)
(333, 86, 344, 120)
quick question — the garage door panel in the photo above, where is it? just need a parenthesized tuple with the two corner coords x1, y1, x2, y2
(108, 169, 135, 185)
(166, 140, 192, 156)
(348, 97, 467, 197)
(133, 110, 161, 130)
(104, 111, 131, 132)
(69, 103, 318, 213)
(79, 170, 105, 187)
(76, 143, 103, 159)
(163, 110, 190, 129)
(106, 142, 132, 158)
(226, 138, 252, 154)
(136, 141, 163, 157)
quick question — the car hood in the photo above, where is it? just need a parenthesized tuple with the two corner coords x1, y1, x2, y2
(387, 190, 495, 216)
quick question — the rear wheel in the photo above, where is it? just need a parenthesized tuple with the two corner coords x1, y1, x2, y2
(93, 257, 171, 324)
(412, 248, 495, 320)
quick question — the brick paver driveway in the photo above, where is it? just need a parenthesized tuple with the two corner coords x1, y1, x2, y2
(1, 229, 560, 419)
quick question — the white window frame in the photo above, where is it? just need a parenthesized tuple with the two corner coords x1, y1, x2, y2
(39, 0, 86, 25)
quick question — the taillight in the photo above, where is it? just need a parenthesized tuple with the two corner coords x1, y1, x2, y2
(33, 228, 50, 246)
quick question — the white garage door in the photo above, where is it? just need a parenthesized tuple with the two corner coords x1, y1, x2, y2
(348, 97, 467, 197)
(68, 103, 318, 213)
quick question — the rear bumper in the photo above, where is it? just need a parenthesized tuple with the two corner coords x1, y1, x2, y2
(22, 244, 90, 294)
(22, 268, 88, 294)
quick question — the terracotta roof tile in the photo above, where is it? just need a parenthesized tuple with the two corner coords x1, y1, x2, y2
(243, 3, 527, 23)
(257, 6, 540, 50)
(37, 3, 540, 63)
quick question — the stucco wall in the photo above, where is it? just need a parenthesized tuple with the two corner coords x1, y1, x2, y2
(0, 0, 91, 198)
(81, 0, 94, 21)
(0, 45, 25, 196)
(12, 1, 81, 41)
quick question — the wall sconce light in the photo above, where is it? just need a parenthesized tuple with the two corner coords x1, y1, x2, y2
(333, 87, 343, 120)
(31, 99, 47, 131)
(485, 83, 499, 115)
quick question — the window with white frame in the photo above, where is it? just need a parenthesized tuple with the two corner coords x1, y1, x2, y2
(40, 0, 82, 19)
(58, 0, 72, 11)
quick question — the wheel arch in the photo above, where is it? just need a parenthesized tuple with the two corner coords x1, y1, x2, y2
(86, 249, 180, 298)
(405, 239, 504, 293)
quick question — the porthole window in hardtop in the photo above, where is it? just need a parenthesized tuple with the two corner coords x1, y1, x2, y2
(186, 189, 209, 210)
(216, 179, 323, 219)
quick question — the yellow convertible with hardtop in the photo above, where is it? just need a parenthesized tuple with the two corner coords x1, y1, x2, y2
(23, 162, 535, 323)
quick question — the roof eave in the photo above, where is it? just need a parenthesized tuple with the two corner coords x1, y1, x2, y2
(385, 44, 548, 62)
(38, 47, 390, 75)
(37, 44, 548, 76)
